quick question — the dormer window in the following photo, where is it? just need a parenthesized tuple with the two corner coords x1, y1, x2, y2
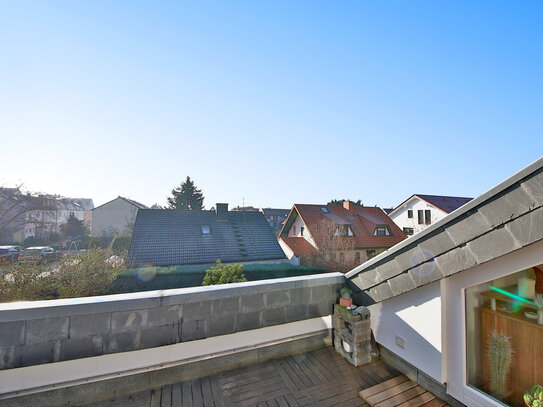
(373, 226, 391, 236)
(334, 225, 354, 237)
(320, 207, 329, 213)
(201, 225, 210, 234)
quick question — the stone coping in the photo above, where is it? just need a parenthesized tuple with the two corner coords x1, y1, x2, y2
(0, 273, 345, 322)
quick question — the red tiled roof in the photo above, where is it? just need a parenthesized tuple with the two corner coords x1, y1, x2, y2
(280, 203, 407, 254)
(280, 237, 317, 256)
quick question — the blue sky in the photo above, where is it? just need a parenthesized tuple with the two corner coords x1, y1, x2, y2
(1, 1, 542, 209)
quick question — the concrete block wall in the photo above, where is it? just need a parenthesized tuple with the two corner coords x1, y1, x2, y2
(0, 273, 344, 370)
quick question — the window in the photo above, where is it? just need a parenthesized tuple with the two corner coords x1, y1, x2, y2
(373, 226, 391, 236)
(418, 210, 424, 224)
(320, 207, 329, 213)
(407, 209, 413, 218)
(465, 264, 543, 406)
(403, 227, 414, 235)
(425, 210, 431, 224)
(292, 225, 296, 235)
(355, 251, 361, 263)
(334, 225, 355, 237)
(201, 225, 210, 234)
(300, 226, 304, 236)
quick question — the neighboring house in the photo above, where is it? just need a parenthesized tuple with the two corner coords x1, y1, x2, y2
(278, 201, 406, 267)
(346, 156, 543, 407)
(259, 208, 289, 235)
(0, 188, 93, 243)
(388, 194, 472, 236)
(128, 203, 287, 267)
(91, 196, 148, 237)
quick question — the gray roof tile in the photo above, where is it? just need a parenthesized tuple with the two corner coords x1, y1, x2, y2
(128, 209, 286, 267)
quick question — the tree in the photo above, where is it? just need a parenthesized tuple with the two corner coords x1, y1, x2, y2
(202, 260, 247, 285)
(327, 199, 363, 206)
(60, 215, 88, 239)
(167, 176, 205, 210)
(305, 218, 358, 273)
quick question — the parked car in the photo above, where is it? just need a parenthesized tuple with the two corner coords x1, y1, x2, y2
(21, 246, 58, 264)
(0, 245, 24, 264)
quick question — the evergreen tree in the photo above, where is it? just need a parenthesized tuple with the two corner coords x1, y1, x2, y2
(60, 215, 88, 239)
(327, 199, 363, 206)
(167, 176, 205, 210)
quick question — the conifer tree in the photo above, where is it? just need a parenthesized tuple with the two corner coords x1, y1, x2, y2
(167, 176, 205, 210)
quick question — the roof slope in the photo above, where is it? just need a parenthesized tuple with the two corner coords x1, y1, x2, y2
(128, 209, 286, 266)
(280, 204, 406, 257)
(347, 157, 543, 304)
(416, 194, 472, 213)
(280, 237, 318, 256)
(93, 196, 148, 211)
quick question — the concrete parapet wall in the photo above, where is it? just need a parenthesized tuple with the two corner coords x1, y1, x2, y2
(0, 273, 344, 371)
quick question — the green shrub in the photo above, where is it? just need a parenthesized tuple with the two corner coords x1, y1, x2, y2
(111, 234, 132, 254)
(202, 260, 247, 286)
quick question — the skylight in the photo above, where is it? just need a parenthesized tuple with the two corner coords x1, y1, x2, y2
(321, 207, 329, 213)
(201, 225, 210, 234)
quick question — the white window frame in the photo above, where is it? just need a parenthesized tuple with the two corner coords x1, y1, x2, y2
(441, 239, 543, 407)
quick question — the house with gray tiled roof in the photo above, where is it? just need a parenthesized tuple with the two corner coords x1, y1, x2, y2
(91, 196, 148, 237)
(346, 156, 543, 407)
(128, 203, 287, 267)
(388, 194, 473, 236)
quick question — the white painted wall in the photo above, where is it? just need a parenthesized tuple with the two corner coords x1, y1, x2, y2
(389, 197, 447, 235)
(287, 215, 317, 248)
(91, 198, 140, 237)
(369, 281, 442, 382)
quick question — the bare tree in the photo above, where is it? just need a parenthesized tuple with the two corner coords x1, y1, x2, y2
(305, 218, 359, 273)
(0, 186, 53, 242)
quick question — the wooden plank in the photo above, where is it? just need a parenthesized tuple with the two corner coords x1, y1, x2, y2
(209, 375, 225, 407)
(365, 380, 418, 406)
(291, 353, 325, 385)
(150, 389, 161, 407)
(161, 384, 172, 407)
(283, 356, 314, 389)
(396, 391, 436, 407)
(266, 399, 279, 407)
(225, 380, 284, 403)
(305, 351, 336, 382)
(200, 376, 214, 407)
(359, 376, 410, 400)
(181, 381, 193, 407)
(191, 378, 204, 407)
(277, 357, 304, 391)
(272, 359, 299, 393)
(283, 394, 300, 407)
(373, 385, 426, 407)
(296, 380, 359, 406)
(419, 399, 447, 407)
(293, 353, 328, 384)
(275, 396, 289, 407)
(230, 387, 291, 407)
(171, 383, 182, 407)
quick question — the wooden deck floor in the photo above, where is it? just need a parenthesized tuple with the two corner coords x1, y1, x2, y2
(82, 346, 401, 407)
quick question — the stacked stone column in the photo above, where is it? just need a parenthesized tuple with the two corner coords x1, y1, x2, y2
(333, 304, 372, 366)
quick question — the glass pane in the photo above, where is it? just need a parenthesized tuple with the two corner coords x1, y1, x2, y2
(465, 264, 543, 406)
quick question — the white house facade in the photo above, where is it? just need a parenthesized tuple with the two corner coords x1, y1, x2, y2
(388, 194, 472, 236)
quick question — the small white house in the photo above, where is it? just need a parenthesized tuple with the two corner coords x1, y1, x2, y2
(347, 156, 543, 407)
(388, 194, 472, 236)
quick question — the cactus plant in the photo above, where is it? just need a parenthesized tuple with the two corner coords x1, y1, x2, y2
(487, 330, 513, 400)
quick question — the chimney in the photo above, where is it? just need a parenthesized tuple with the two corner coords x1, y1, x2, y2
(343, 200, 352, 211)
(215, 203, 229, 216)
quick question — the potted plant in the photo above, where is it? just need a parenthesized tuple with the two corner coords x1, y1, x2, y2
(524, 385, 543, 406)
(339, 286, 353, 307)
(487, 330, 513, 401)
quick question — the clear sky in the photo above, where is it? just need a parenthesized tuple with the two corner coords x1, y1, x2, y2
(1, 1, 542, 209)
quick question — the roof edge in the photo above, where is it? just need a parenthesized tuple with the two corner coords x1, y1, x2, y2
(346, 155, 543, 279)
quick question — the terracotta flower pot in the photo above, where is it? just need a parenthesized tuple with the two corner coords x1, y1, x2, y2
(340, 297, 352, 307)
